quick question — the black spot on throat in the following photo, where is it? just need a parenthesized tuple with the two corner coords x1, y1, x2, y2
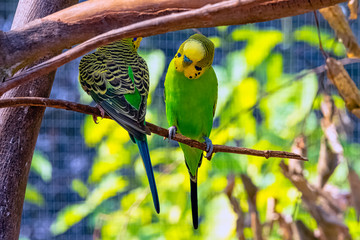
(195, 66, 202, 71)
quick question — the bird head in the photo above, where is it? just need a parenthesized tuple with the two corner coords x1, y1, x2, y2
(132, 37, 143, 51)
(174, 34, 214, 80)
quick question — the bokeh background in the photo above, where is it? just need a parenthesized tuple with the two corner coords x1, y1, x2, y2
(1, 0, 360, 239)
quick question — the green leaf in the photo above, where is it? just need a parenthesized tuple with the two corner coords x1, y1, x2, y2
(293, 25, 346, 56)
(216, 26, 228, 33)
(31, 151, 52, 182)
(226, 50, 248, 82)
(266, 53, 284, 90)
(83, 116, 114, 147)
(71, 179, 89, 198)
(51, 174, 127, 235)
(260, 73, 318, 139)
(51, 204, 90, 235)
(203, 195, 237, 239)
(208, 36, 222, 48)
(232, 27, 283, 70)
(286, 73, 318, 128)
(139, 49, 166, 104)
(89, 141, 131, 183)
(86, 174, 128, 206)
(25, 184, 44, 206)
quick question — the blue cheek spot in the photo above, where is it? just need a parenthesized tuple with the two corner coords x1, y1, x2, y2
(133, 37, 137, 41)
(184, 55, 192, 64)
(177, 53, 181, 57)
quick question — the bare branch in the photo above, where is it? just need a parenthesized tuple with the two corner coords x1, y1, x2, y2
(0, 97, 308, 161)
(0, 0, 346, 72)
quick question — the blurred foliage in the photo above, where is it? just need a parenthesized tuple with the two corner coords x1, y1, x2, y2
(24, 151, 52, 206)
(50, 25, 360, 239)
(25, 184, 44, 207)
(294, 25, 346, 56)
(31, 151, 52, 182)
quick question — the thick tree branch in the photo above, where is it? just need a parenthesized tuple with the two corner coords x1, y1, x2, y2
(0, 1, 78, 240)
(0, 97, 308, 161)
(0, 0, 346, 74)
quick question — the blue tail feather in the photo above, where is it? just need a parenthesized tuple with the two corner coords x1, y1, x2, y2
(135, 138, 160, 214)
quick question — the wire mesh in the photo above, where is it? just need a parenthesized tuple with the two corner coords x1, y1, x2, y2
(1, 0, 359, 239)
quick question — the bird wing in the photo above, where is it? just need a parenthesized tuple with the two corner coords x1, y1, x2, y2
(79, 50, 150, 138)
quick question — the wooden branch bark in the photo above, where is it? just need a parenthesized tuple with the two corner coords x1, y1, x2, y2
(0, 1, 77, 240)
(0, 0, 346, 74)
(241, 174, 263, 240)
(2, 9, 359, 100)
(0, 97, 308, 161)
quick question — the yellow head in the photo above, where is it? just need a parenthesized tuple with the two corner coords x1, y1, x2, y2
(174, 34, 215, 79)
(132, 37, 143, 51)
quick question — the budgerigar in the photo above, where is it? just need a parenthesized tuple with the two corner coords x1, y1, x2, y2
(164, 34, 218, 228)
(79, 37, 160, 213)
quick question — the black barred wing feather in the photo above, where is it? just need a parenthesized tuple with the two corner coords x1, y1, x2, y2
(79, 51, 135, 100)
(130, 56, 150, 96)
(79, 44, 151, 137)
(95, 94, 151, 140)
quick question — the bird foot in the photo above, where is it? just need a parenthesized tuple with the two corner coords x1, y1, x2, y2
(93, 104, 105, 124)
(167, 126, 177, 141)
(203, 137, 214, 160)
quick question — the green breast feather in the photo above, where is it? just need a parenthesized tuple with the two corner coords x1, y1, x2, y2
(165, 59, 218, 177)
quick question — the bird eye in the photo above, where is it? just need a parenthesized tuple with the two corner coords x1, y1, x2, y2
(183, 55, 192, 64)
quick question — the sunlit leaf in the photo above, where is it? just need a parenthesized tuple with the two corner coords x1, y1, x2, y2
(208, 36, 222, 48)
(87, 175, 128, 206)
(51, 204, 90, 235)
(89, 142, 131, 183)
(293, 25, 346, 56)
(25, 184, 44, 207)
(204, 195, 237, 239)
(31, 151, 52, 182)
(226, 50, 248, 82)
(260, 72, 318, 139)
(51, 175, 128, 235)
(139, 49, 166, 104)
(211, 152, 247, 174)
(216, 26, 228, 33)
(213, 65, 232, 117)
(232, 27, 283, 70)
(235, 77, 258, 110)
(266, 53, 284, 90)
(286, 73, 318, 127)
(71, 179, 89, 198)
(83, 116, 114, 147)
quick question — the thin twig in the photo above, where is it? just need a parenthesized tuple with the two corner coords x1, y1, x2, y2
(0, 97, 308, 161)
(313, 10, 329, 59)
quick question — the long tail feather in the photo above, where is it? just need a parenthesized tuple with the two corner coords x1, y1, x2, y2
(136, 138, 160, 213)
(190, 179, 198, 229)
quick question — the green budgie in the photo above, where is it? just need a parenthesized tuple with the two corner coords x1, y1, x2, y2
(79, 37, 160, 213)
(164, 34, 218, 228)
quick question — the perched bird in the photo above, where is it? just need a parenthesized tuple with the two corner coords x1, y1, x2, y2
(78, 37, 160, 213)
(164, 34, 218, 229)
